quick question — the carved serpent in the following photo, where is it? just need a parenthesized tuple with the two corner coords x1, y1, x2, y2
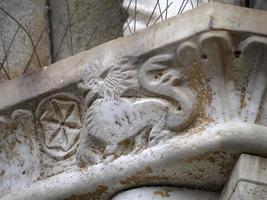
(139, 54, 198, 131)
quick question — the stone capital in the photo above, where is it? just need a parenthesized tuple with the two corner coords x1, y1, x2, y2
(1, 3, 267, 200)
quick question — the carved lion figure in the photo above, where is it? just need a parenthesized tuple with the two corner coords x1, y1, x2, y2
(77, 54, 197, 167)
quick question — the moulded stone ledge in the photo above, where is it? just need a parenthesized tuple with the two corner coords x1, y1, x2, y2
(2, 122, 267, 200)
(112, 187, 220, 199)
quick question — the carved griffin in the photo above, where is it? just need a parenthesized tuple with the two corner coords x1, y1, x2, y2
(77, 54, 198, 167)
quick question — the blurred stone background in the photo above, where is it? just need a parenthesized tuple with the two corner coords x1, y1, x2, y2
(0, 0, 125, 84)
(0, 0, 265, 83)
(0, 0, 50, 82)
(49, 0, 124, 61)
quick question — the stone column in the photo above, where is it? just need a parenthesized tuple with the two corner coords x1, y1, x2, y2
(0, 0, 51, 83)
(48, 0, 125, 62)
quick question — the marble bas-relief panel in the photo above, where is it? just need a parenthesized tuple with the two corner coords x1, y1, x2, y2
(76, 31, 267, 168)
(1, 30, 267, 199)
(36, 93, 84, 178)
(77, 49, 198, 167)
(1, 3, 267, 199)
(2, 30, 267, 197)
(0, 93, 84, 196)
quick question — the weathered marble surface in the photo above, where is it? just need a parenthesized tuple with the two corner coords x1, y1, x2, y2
(0, 0, 51, 83)
(0, 110, 39, 198)
(221, 154, 267, 200)
(0, 3, 267, 200)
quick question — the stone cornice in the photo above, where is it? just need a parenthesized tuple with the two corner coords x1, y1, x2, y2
(3, 122, 267, 200)
(0, 3, 267, 112)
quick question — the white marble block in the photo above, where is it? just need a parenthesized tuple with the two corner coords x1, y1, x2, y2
(112, 187, 219, 200)
(221, 154, 267, 200)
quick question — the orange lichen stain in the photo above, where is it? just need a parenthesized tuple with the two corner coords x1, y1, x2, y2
(239, 86, 247, 110)
(143, 166, 153, 173)
(184, 63, 215, 133)
(119, 166, 171, 186)
(120, 166, 153, 185)
(188, 115, 214, 135)
(187, 63, 213, 110)
(154, 190, 170, 197)
(64, 185, 108, 200)
(0, 169, 5, 176)
(185, 151, 237, 177)
(9, 139, 17, 151)
(118, 139, 132, 149)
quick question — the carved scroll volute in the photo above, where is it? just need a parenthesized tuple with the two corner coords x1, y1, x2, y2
(177, 41, 201, 67)
(199, 31, 236, 122)
(238, 36, 267, 123)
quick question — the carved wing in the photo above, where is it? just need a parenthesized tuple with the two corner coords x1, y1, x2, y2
(100, 57, 138, 98)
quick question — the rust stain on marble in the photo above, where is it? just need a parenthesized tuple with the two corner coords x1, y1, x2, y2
(120, 166, 154, 185)
(119, 166, 172, 186)
(186, 62, 214, 132)
(64, 185, 108, 200)
(154, 189, 171, 197)
(185, 151, 237, 177)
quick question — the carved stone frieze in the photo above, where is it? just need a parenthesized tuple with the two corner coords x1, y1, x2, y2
(195, 32, 267, 124)
(36, 93, 83, 160)
(1, 3, 267, 200)
(77, 48, 198, 166)
(76, 30, 267, 167)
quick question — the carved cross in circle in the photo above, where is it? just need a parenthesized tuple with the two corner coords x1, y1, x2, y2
(40, 99, 82, 151)
(37, 93, 83, 160)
